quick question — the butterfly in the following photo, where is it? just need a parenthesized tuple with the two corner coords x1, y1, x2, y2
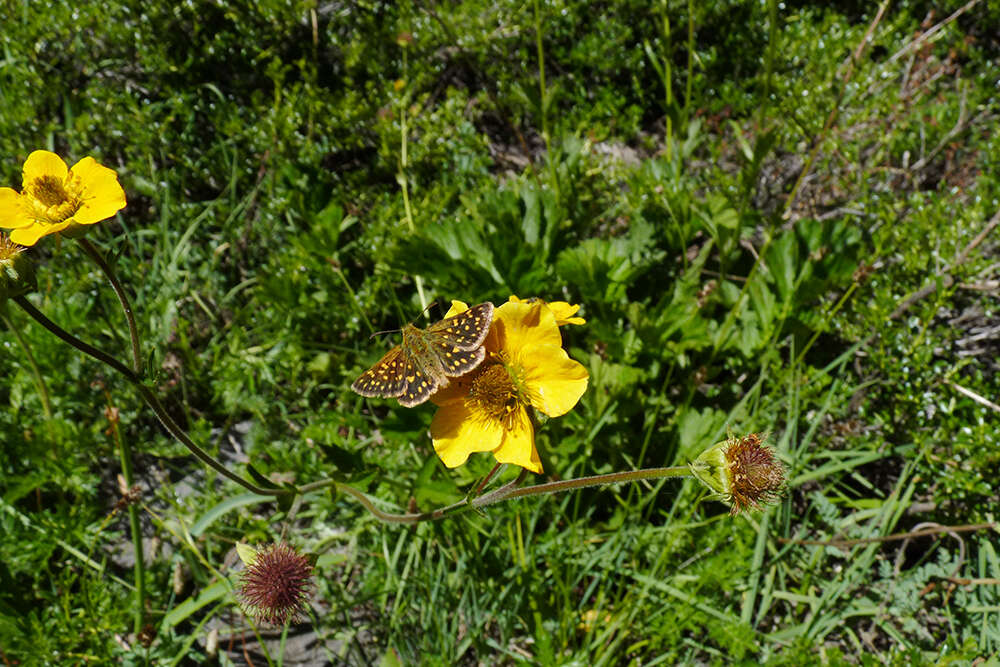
(351, 302, 495, 407)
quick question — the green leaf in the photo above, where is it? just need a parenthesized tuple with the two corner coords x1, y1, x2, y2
(767, 229, 799, 304)
(161, 581, 231, 629)
(191, 493, 271, 537)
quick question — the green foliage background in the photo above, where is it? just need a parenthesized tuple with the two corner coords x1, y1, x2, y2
(1, 0, 998, 664)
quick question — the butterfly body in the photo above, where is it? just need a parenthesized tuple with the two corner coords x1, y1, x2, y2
(352, 302, 494, 407)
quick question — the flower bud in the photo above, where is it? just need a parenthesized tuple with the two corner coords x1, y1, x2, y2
(0, 234, 35, 300)
(689, 433, 785, 515)
(237, 543, 314, 626)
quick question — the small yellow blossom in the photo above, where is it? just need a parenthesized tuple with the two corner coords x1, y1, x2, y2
(507, 295, 586, 326)
(0, 150, 126, 246)
(429, 299, 589, 473)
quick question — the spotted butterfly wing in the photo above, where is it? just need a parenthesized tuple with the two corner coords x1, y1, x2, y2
(352, 302, 494, 407)
(396, 353, 442, 407)
(424, 302, 495, 350)
(427, 339, 487, 379)
(351, 345, 408, 398)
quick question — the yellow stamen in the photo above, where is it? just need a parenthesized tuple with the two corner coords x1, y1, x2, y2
(468, 364, 521, 427)
(27, 174, 82, 224)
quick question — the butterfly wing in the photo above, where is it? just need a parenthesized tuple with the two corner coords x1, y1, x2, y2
(351, 345, 407, 398)
(353, 302, 494, 405)
(396, 354, 440, 407)
(428, 341, 486, 379)
(426, 302, 494, 350)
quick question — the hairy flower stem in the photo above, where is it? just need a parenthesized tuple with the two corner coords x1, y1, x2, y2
(476, 466, 691, 506)
(76, 238, 142, 374)
(12, 295, 282, 497)
(303, 466, 691, 524)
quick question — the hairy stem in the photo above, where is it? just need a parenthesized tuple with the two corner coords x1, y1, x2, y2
(302, 466, 691, 525)
(76, 238, 143, 374)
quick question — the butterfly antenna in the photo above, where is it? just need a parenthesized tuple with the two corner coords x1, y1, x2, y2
(419, 300, 439, 320)
(369, 328, 401, 340)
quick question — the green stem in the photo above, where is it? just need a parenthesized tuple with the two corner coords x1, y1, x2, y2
(76, 238, 143, 374)
(302, 466, 691, 525)
(13, 295, 139, 382)
(661, 1, 673, 163)
(134, 385, 281, 496)
(12, 295, 282, 497)
(759, 0, 778, 127)
(1, 307, 52, 418)
(476, 466, 690, 506)
(332, 267, 375, 334)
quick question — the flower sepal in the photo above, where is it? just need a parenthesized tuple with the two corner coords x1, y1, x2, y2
(688, 439, 731, 503)
(0, 235, 35, 300)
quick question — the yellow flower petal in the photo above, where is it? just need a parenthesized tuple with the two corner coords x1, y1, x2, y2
(491, 301, 561, 359)
(441, 300, 469, 319)
(11, 221, 70, 247)
(430, 401, 504, 468)
(22, 150, 68, 187)
(490, 405, 543, 473)
(547, 301, 586, 326)
(0, 189, 32, 229)
(507, 296, 585, 326)
(69, 157, 126, 225)
(429, 367, 480, 406)
(522, 343, 589, 417)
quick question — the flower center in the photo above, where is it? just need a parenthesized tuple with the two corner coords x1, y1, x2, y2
(468, 364, 521, 426)
(27, 174, 83, 224)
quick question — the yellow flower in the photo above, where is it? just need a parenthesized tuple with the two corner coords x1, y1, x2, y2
(429, 299, 589, 473)
(0, 150, 126, 246)
(507, 295, 586, 326)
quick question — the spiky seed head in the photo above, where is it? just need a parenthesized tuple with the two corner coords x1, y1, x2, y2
(237, 543, 313, 626)
(690, 433, 785, 515)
